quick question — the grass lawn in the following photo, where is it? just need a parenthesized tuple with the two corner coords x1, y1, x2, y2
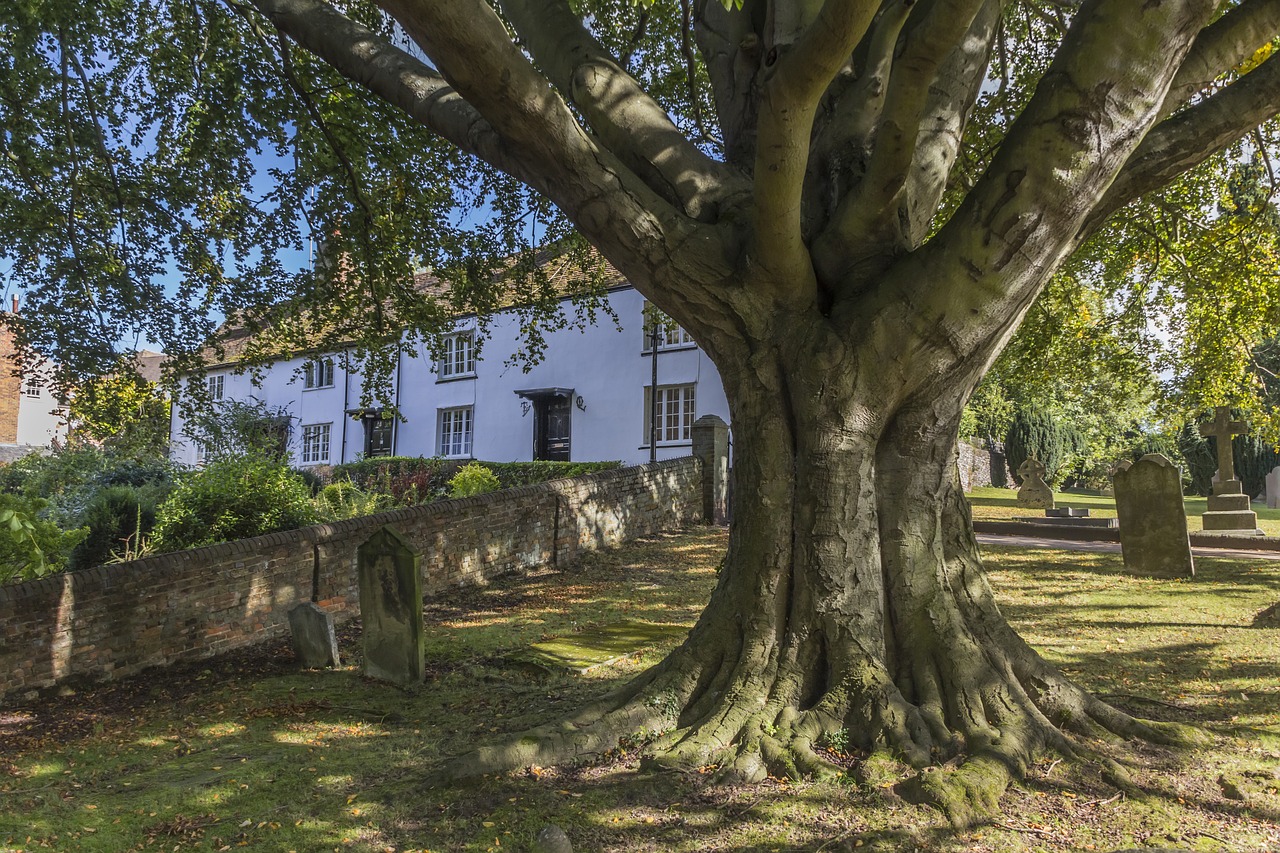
(1, 528, 1278, 851)
(967, 485, 1280, 536)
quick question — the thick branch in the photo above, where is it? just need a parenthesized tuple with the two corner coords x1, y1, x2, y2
(1161, 0, 1280, 118)
(495, 0, 745, 220)
(752, 0, 879, 288)
(848, 0, 1217, 388)
(693, 0, 765, 168)
(250, 0, 732, 342)
(244, 0, 520, 176)
(820, 0, 988, 258)
(1084, 52, 1280, 241)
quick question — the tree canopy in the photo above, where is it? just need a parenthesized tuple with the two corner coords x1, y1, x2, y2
(4, 0, 1280, 822)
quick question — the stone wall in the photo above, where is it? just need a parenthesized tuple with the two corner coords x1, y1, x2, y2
(0, 457, 701, 701)
(957, 439, 1011, 491)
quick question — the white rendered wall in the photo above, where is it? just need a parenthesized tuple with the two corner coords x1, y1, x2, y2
(15, 368, 68, 447)
(169, 286, 731, 468)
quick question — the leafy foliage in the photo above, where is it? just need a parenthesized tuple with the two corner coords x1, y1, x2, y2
(329, 455, 449, 505)
(1005, 406, 1064, 486)
(314, 480, 390, 521)
(480, 460, 622, 489)
(68, 367, 171, 457)
(152, 455, 316, 551)
(0, 494, 88, 586)
(181, 398, 294, 461)
(68, 485, 161, 571)
(448, 461, 500, 498)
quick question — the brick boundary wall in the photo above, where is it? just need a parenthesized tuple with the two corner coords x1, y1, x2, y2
(0, 457, 701, 701)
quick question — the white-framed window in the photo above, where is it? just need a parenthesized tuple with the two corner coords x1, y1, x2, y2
(207, 374, 225, 400)
(193, 440, 208, 465)
(300, 423, 332, 465)
(643, 384, 696, 444)
(438, 332, 477, 379)
(304, 357, 335, 390)
(438, 406, 473, 457)
(642, 301, 696, 351)
(23, 378, 42, 398)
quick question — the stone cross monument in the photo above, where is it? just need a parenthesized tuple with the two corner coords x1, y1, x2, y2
(1197, 406, 1260, 533)
(1016, 456, 1054, 509)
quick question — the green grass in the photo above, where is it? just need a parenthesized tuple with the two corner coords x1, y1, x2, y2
(968, 484, 1280, 535)
(2, 528, 1279, 851)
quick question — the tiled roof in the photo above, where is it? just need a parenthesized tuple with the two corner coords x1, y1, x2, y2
(197, 249, 629, 369)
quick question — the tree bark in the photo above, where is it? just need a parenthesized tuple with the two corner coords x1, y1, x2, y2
(442, 294, 1183, 822)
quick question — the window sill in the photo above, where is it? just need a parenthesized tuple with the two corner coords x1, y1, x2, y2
(302, 385, 335, 392)
(639, 442, 693, 450)
(436, 374, 477, 384)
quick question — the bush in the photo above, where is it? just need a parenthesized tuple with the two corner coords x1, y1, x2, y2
(152, 455, 317, 551)
(329, 456, 448, 506)
(478, 460, 622, 489)
(68, 485, 160, 571)
(1005, 406, 1063, 485)
(315, 480, 390, 521)
(0, 494, 88, 586)
(1178, 423, 1217, 496)
(449, 461, 501, 498)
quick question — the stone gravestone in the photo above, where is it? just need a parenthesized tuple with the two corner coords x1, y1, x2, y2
(1016, 456, 1054, 509)
(1112, 454, 1194, 578)
(1198, 407, 1260, 532)
(357, 526, 425, 685)
(288, 601, 341, 669)
(1267, 466, 1280, 510)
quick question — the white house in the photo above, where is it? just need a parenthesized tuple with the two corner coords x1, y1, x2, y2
(168, 284, 731, 468)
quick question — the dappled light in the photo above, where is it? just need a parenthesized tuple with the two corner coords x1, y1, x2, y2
(0, 528, 1276, 849)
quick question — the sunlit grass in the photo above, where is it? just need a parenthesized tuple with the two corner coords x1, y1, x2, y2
(968, 484, 1280, 535)
(1, 528, 1277, 851)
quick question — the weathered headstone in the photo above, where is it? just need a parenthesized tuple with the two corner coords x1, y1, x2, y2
(1266, 466, 1280, 510)
(357, 526, 425, 685)
(288, 601, 341, 668)
(1198, 407, 1260, 532)
(1112, 454, 1194, 578)
(1016, 456, 1054, 509)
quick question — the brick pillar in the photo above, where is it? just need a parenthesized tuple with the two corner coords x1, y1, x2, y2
(691, 414, 730, 525)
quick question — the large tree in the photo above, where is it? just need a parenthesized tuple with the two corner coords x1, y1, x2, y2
(4, 0, 1280, 818)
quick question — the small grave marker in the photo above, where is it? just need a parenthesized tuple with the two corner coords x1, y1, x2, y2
(357, 526, 425, 685)
(288, 602, 341, 669)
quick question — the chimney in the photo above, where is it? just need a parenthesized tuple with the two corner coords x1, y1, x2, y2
(9, 296, 15, 313)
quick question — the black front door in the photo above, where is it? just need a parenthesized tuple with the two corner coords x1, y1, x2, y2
(364, 417, 394, 457)
(534, 396, 571, 461)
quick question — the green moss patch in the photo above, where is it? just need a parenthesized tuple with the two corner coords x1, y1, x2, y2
(511, 620, 688, 673)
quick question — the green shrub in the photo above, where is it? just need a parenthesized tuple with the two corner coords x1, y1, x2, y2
(315, 480, 390, 521)
(1005, 406, 1063, 485)
(69, 485, 160, 571)
(1178, 423, 1216, 496)
(448, 461, 501, 498)
(152, 455, 317, 551)
(478, 460, 622, 489)
(1234, 435, 1279, 498)
(329, 456, 448, 505)
(0, 494, 88, 586)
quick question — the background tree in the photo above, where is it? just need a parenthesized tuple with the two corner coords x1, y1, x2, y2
(68, 368, 171, 458)
(3, 0, 1280, 820)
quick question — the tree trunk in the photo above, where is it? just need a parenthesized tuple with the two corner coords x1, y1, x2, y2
(445, 315, 1183, 822)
